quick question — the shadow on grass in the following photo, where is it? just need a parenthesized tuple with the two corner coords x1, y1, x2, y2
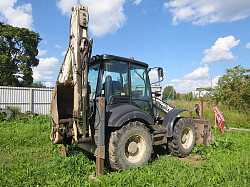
(64, 143, 172, 175)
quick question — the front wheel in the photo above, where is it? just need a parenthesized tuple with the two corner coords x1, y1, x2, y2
(108, 121, 153, 171)
(168, 118, 196, 157)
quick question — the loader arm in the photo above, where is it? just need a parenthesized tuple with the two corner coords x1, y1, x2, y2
(51, 4, 92, 144)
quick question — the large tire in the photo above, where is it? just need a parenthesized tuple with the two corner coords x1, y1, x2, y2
(168, 118, 196, 157)
(108, 121, 153, 171)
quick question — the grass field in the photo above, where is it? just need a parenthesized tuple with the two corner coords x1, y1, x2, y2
(0, 105, 249, 186)
(169, 99, 249, 129)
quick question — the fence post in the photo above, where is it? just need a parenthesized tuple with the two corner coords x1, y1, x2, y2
(29, 88, 34, 112)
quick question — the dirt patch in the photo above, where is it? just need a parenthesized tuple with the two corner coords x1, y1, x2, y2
(151, 146, 203, 164)
(0, 154, 13, 167)
(179, 154, 203, 164)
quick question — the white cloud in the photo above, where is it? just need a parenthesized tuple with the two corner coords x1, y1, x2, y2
(134, 0, 143, 5)
(57, 0, 78, 16)
(57, 0, 126, 37)
(164, 0, 250, 25)
(211, 76, 221, 88)
(0, 0, 34, 29)
(184, 65, 209, 79)
(201, 35, 240, 64)
(33, 57, 59, 82)
(246, 43, 250, 49)
(170, 66, 220, 93)
(38, 49, 48, 56)
(171, 79, 182, 83)
(149, 70, 159, 83)
(61, 51, 67, 56)
(45, 81, 54, 88)
(54, 44, 61, 49)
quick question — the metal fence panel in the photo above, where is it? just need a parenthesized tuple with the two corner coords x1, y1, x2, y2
(0, 85, 162, 115)
(0, 86, 53, 115)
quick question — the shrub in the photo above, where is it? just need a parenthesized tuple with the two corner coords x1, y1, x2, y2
(213, 65, 249, 112)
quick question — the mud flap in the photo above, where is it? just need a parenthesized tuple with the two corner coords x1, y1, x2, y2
(162, 108, 188, 137)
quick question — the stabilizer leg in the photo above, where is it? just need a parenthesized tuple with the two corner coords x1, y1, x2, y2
(96, 157, 104, 177)
(61, 143, 67, 156)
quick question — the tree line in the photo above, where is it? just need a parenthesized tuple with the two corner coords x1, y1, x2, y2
(162, 65, 249, 112)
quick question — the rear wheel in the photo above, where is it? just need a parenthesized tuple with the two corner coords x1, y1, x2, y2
(168, 118, 196, 157)
(108, 121, 153, 171)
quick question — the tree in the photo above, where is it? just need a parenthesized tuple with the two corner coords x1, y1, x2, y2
(30, 82, 46, 88)
(162, 86, 176, 100)
(184, 92, 194, 101)
(0, 22, 41, 86)
(213, 65, 249, 111)
(176, 93, 181, 100)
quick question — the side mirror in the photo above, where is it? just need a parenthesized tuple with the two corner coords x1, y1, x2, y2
(158, 67, 164, 80)
(148, 67, 164, 84)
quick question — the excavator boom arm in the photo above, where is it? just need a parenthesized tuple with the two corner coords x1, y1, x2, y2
(51, 4, 91, 144)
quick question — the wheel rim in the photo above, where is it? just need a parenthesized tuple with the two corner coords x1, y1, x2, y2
(181, 127, 194, 149)
(125, 134, 146, 163)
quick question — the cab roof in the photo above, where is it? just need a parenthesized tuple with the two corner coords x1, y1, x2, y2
(91, 54, 149, 68)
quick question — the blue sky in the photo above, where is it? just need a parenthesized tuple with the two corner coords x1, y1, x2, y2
(0, 0, 249, 93)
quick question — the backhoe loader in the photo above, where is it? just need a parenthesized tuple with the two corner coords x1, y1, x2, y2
(50, 4, 213, 177)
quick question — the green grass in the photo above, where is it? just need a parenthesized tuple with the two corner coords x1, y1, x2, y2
(0, 115, 249, 186)
(169, 99, 250, 129)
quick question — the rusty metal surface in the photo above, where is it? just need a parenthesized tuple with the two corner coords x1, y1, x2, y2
(78, 136, 92, 143)
(61, 143, 67, 157)
(194, 119, 213, 145)
(50, 126, 64, 144)
(95, 146, 105, 159)
(201, 97, 204, 119)
(77, 142, 97, 154)
(51, 85, 59, 124)
(94, 97, 106, 176)
(59, 118, 70, 124)
(189, 103, 200, 122)
(96, 157, 104, 177)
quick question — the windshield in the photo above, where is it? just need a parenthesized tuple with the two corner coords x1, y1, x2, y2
(101, 60, 129, 103)
(89, 59, 152, 110)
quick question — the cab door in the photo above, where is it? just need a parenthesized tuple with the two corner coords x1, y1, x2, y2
(130, 64, 154, 117)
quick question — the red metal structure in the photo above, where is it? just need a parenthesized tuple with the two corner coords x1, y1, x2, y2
(214, 107, 229, 135)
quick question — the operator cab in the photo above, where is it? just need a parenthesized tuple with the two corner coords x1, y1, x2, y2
(89, 54, 155, 117)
